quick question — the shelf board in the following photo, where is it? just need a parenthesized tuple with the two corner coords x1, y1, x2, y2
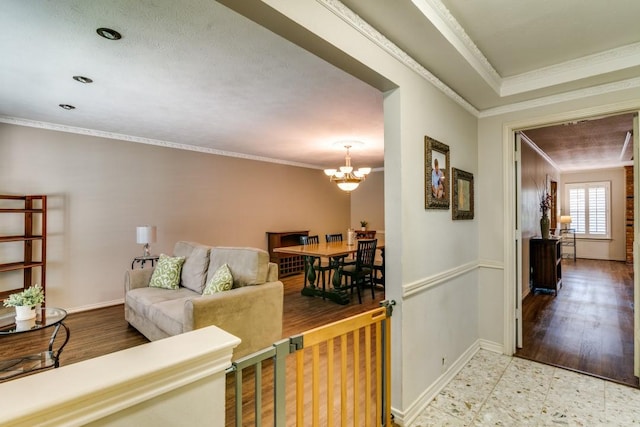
(0, 261, 44, 273)
(0, 235, 44, 243)
(0, 209, 44, 213)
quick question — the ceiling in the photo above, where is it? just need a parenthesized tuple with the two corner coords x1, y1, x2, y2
(1, 0, 639, 171)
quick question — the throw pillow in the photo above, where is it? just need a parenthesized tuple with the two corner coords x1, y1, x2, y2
(203, 263, 233, 295)
(149, 254, 186, 290)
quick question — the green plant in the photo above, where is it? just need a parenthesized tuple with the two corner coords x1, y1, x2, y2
(3, 284, 44, 307)
(360, 220, 368, 227)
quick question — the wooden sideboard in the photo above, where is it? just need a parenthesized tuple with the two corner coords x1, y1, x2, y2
(266, 231, 309, 277)
(529, 238, 562, 295)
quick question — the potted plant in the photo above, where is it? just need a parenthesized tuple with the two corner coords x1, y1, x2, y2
(360, 220, 368, 231)
(3, 284, 44, 320)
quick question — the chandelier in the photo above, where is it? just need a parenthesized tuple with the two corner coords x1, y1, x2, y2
(323, 144, 371, 192)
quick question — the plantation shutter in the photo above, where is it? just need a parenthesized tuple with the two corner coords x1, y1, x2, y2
(568, 188, 585, 233)
(565, 182, 610, 239)
(588, 186, 607, 235)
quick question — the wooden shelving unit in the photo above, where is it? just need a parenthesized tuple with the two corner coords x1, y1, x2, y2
(266, 230, 308, 277)
(529, 238, 562, 296)
(0, 195, 47, 303)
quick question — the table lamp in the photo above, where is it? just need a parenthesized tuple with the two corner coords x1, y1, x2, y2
(136, 225, 157, 257)
(560, 215, 572, 230)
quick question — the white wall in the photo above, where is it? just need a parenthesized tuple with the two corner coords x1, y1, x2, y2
(260, 2, 479, 422)
(350, 170, 384, 232)
(561, 168, 626, 261)
(0, 124, 351, 309)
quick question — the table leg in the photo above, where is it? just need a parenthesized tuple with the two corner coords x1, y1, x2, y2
(48, 322, 70, 368)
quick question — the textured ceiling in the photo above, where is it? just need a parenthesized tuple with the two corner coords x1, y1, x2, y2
(522, 114, 635, 172)
(1, 0, 639, 171)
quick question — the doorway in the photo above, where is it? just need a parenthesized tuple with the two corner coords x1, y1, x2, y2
(508, 110, 639, 386)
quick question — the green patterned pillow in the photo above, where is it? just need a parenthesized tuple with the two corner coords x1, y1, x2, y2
(149, 254, 186, 290)
(203, 263, 233, 295)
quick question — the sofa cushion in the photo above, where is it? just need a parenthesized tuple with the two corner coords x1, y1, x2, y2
(126, 286, 198, 319)
(203, 263, 233, 295)
(149, 254, 186, 289)
(207, 247, 270, 288)
(147, 297, 192, 336)
(174, 241, 211, 293)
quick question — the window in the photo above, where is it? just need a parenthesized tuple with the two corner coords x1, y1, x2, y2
(565, 181, 611, 238)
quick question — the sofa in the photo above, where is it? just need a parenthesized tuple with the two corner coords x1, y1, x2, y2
(124, 241, 283, 360)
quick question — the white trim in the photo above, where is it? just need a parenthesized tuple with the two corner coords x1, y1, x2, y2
(480, 77, 640, 118)
(402, 260, 477, 298)
(397, 339, 502, 426)
(64, 299, 124, 314)
(501, 42, 640, 96)
(0, 116, 323, 170)
(0, 326, 238, 426)
(410, 0, 502, 93)
(519, 131, 562, 171)
(316, 0, 479, 116)
(477, 259, 504, 270)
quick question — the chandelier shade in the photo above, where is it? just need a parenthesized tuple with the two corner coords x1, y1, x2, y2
(324, 144, 371, 192)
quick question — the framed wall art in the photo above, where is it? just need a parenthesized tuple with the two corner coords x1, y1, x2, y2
(425, 136, 450, 210)
(452, 168, 474, 220)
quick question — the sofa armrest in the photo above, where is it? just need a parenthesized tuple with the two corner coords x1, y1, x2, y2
(124, 268, 154, 292)
(184, 280, 283, 360)
(266, 262, 279, 282)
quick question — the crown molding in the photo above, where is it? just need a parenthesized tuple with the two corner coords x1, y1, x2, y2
(0, 116, 323, 170)
(501, 42, 640, 96)
(411, 0, 502, 93)
(316, 0, 479, 116)
(479, 77, 640, 118)
(518, 131, 561, 171)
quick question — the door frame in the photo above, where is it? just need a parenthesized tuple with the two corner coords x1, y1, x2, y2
(502, 101, 640, 373)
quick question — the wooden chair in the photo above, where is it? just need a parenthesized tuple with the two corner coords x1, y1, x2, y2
(325, 233, 355, 265)
(340, 239, 377, 303)
(300, 235, 331, 298)
(373, 247, 385, 290)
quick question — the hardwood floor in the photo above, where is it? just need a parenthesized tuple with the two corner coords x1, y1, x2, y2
(516, 258, 638, 387)
(0, 272, 388, 425)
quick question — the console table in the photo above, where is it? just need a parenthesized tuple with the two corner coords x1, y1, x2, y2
(266, 231, 309, 277)
(529, 238, 562, 296)
(0, 307, 70, 381)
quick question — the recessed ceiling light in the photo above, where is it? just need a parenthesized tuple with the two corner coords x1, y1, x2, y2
(59, 104, 76, 110)
(73, 75, 93, 84)
(96, 27, 122, 40)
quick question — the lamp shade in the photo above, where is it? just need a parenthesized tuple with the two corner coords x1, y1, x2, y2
(560, 216, 572, 224)
(136, 226, 157, 244)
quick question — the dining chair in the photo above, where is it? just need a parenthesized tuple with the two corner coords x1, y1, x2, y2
(340, 239, 377, 303)
(372, 247, 385, 290)
(300, 235, 331, 298)
(325, 233, 355, 265)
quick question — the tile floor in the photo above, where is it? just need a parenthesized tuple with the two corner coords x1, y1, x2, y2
(413, 349, 640, 426)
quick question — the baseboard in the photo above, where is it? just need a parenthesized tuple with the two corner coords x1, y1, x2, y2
(64, 298, 124, 314)
(395, 338, 503, 426)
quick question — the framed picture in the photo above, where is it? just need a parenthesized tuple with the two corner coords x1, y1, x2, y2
(452, 168, 474, 220)
(425, 136, 450, 210)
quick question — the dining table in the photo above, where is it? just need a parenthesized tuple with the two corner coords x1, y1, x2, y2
(274, 237, 384, 305)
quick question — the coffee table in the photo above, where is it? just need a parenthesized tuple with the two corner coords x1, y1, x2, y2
(0, 307, 70, 381)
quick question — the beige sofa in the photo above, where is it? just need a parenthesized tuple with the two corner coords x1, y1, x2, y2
(124, 241, 283, 360)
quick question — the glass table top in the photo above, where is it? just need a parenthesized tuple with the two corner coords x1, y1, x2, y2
(0, 307, 67, 335)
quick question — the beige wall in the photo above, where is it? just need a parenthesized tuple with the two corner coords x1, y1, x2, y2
(520, 139, 561, 297)
(350, 170, 384, 232)
(0, 123, 351, 309)
(561, 168, 626, 261)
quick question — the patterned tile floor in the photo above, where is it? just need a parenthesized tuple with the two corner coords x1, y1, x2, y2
(413, 349, 640, 426)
